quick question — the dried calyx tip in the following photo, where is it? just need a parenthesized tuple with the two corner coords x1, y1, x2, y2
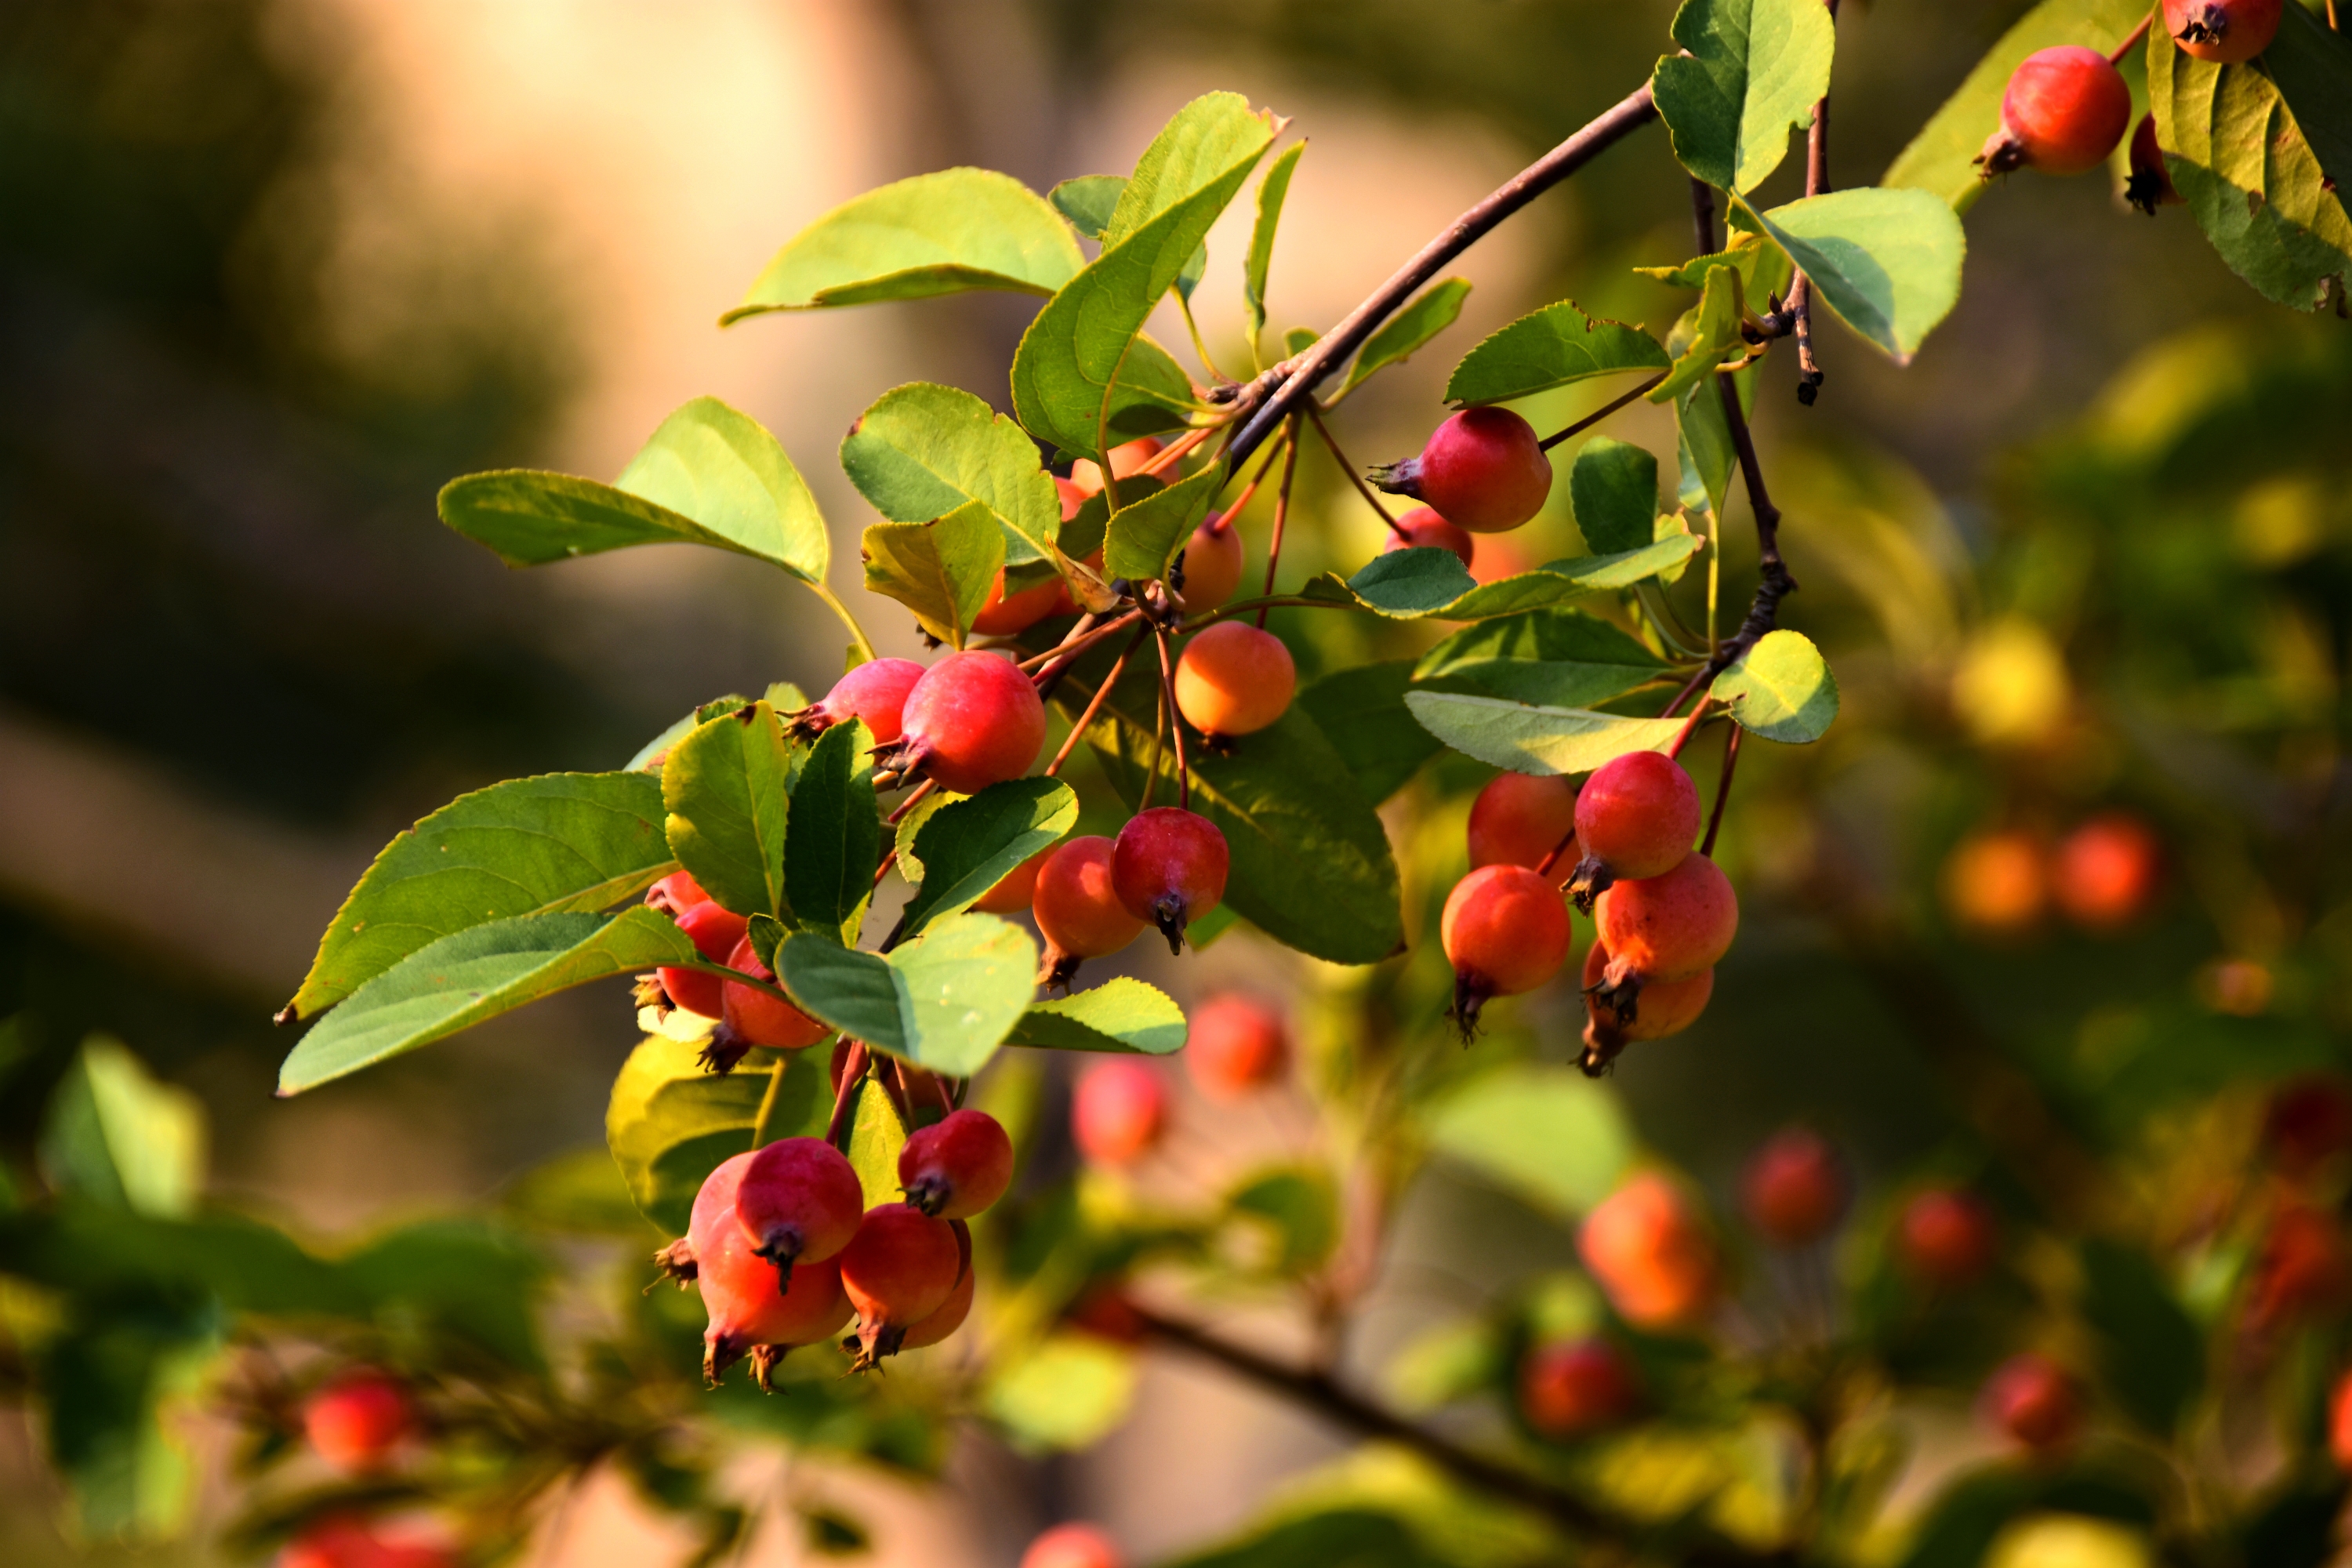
(1367, 456, 1421, 498)
(1152, 898, 1189, 956)
(699, 1024, 753, 1076)
(653, 1238, 698, 1286)
(1449, 973, 1490, 1044)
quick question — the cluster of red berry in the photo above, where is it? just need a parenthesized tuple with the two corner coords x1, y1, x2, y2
(1943, 811, 2163, 939)
(279, 1372, 450, 1568)
(1066, 995, 1289, 1166)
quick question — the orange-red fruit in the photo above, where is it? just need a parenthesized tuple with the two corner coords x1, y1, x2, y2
(1943, 830, 2048, 934)
(808, 657, 926, 745)
(1416, 408, 1553, 533)
(2330, 1370, 2352, 1473)
(280, 1518, 452, 1568)
(899, 1109, 1014, 1219)
(1468, 772, 1578, 881)
(2125, 114, 2182, 215)
(2264, 1074, 2352, 1177)
(1519, 1338, 1640, 1439)
(898, 1221, 975, 1350)
(2052, 812, 2161, 931)
(1579, 1172, 1717, 1329)
(1022, 1523, 1124, 1568)
(973, 572, 1068, 637)
(2165, 0, 2281, 62)
(1181, 512, 1245, 608)
(303, 1370, 412, 1472)
(1593, 854, 1737, 986)
(1069, 437, 1163, 496)
(1185, 994, 1288, 1098)
(720, 935, 832, 1051)
(1579, 942, 1713, 1044)
(1983, 47, 2131, 176)
(895, 651, 1047, 794)
(840, 1205, 964, 1352)
(735, 1137, 865, 1272)
(1174, 622, 1295, 737)
(1897, 1189, 1998, 1288)
(1443, 865, 1572, 1000)
(644, 869, 711, 916)
(1074, 1059, 1167, 1165)
(659, 899, 751, 1018)
(1112, 807, 1229, 950)
(1982, 1353, 2082, 1454)
(1574, 751, 1701, 884)
(1382, 505, 1476, 568)
(972, 844, 1051, 915)
(691, 1152, 855, 1372)
(1034, 836, 1148, 985)
(1740, 1128, 1848, 1247)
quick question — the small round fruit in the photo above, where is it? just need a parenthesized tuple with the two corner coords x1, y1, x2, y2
(2053, 812, 2161, 931)
(2125, 114, 2182, 215)
(840, 1204, 965, 1363)
(1382, 505, 1476, 568)
(1979, 46, 2131, 177)
(1069, 437, 1163, 496)
(2165, 0, 2281, 62)
(1055, 476, 1089, 521)
(2330, 1370, 2352, 1474)
(1467, 772, 1578, 882)
(1022, 1523, 1124, 1568)
(717, 935, 831, 1058)
(303, 1370, 411, 1472)
(1740, 1128, 1848, 1247)
(1579, 1172, 1717, 1329)
(2264, 1075, 2352, 1177)
(644, 869, 711, 916)
(1982, 1353, 2082, 1454)
(1572, 751, 1701, 895)
(1943, 830, 2048, 935)
(898, 1221, 975, 1351)
(1074, 1058, 1167, 1165)
(1174, 622, 1295, 738)
(972, 844, 1051, 915)
(1034, 836, 1149, 988)
(800, 658, 926, 745)
(1181, 512, 1245, 608)
(1185, 994, 1288, 1098)
(1519, 1338, 1639, 1439)
(281, 1519, 452, 1568)
(899, 1109, 1014, 1219)
(697, 1232, 853, 1380)
(659, 899, 751, 1019)
(1112, 807, 1229, 952)
(1593, 854, 1738, 987)
(973, 570, 1068, 637)
(1579, 941, 1714, 1046)
(1414, 408, 1553, 533)
(1442, 865, 1572, 1028)
(1897, 1189, 1998, 1288)
(891, 651, 1047, 794)
(735, 1137, 865, 1279)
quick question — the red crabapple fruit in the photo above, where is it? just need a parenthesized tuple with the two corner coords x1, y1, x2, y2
(686, 1150, 855, 1379)
(280, 1519, 452, 1568)
(1174, 622, 1295, 739)
(1977, 46, 2131, 177)
(1579, 1172, 1717, 1329)
(1592, 853, 1737, 996)
(1740, 1128, 1848, 1247)
(1022, 1523, 1124, 1568)
(1569, 750, 1700, 905)
(1184, 994, 1288, 1098)
(1112, 807, 1229, 952)
(302, 1370, 412, 1472)
(1897, 1188, 1998, 1288)
(897, 1220, 975, 1351)
(1519, 1338, 1640, 1439)
(735, 1136, 864, 1286)
(658, 898, 751, 1020)
(1069, 437, 1163, 496)
(1467, 772, 1578, 883)
(899, 1109, 1014, 1218)
(2125, 114, 2181, 215)
(1381, 505, 1477, 568)
(1441, 864, 1572, 1032)
(1577, 940, 1712, 1073)
(1377, 408, 1553, 532)
(707, 934, 830, 1073)
(973, 571, 1068, 637)
(1981, 1353, 2082, 1455)
(644, 869, 711, 916)
(879, 651, 1047, 795)
(1180, 512, 1245, 608)
(1034, 836, 1149, 989)
(2165, 0, 2281, 62)
(2331, 1370, 2352, 1473)
(839, 1203, 964, 1364)
(1074, 1059, 1167, 1166)
(972, 843, 1051, 915)
(2052, 812, 2161, 931)
(790, 657, 926, 745)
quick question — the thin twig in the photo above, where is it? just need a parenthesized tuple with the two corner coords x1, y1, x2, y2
(1258, 419, 1302, 629)
(1021, 610, 1142, 673)
(1046, 626, 1147, 776)
(1791, 0, 1838, 404)
(2107, 13, 2151, 61)
(1153, 622, 1190, 811)
(825, 1042, 869, 1147)
(885, 779, 938, 826)
(1308, 408, 1404, 535)
(1658, 663, 1714, 720)
(1537, 374, 1668, 449)
(1141, 673, 1169, 811)
(1701, 724, 1740, 858)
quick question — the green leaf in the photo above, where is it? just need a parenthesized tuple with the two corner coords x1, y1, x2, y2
(1648, 264, 1750, 404)
(1340, 278, 1472, 395)
(1425, 1065, 1634, 1218)
(725, 168, 1084, 320)
(1164, 1512, 1430, 1568)
(2267, 2, 2352, 194)
(1283, 326, 1321, 356)
(2082, 1240, 2203, 1437)
(1243, 143, 1305, 362)
(1652, 0, 1835, 194)
(1295, 661, 1446, 804)
(1303, 536, 1703, 620)
(607, 1038, 821, 1233)
(840, 383, 1063, 568)
(2150, 31, 2352, 312)
(1414, 608, 1668, 711)
(1011, 95, 1276, 460)
(614, 397, 830, 583)
(664, 703, 794, 920)
(783, 720, 880, 944)
(1104, 459, 1225, 583)
(1051, 175, 1207, 299)
(285, 772, 671, 1020)
(1635, 227, 1795, 303)
(985, 1334, 1137, 1452)
(1675, 367, 1748, 523)
(1403, 691, 1686, 776)
(628, 694, 750, 774)
(37, 1306, 212, 1544)
(38, 1039, 205, 1219)
(1710, 628, 1838, 742)
(890, 789, 959, 887)
(862, 498, 1004, 648)
(278, 909, 692, 1094)
(1443, 299, 1669, 407)
(842, 1072, 909, 1210)
(900, 778, 1079, 939)
(339, 1219, 550, 1370)
(775, 914, 1038, 1078)
(1567, 437, 1661, 555)
(1058, 474, 1157, 566)
(1003, 978, 1188, 1054)
(1225, 1167, 1338, 1274)
(1747, 187, 1966, 362)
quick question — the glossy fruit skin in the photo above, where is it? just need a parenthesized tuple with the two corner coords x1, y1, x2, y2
(1593, 854, 1737, 986)
(1074, 1059, 1167, 1165)
(303, 1370, 411, 1472)
(2264, 1074, 2352, 1177)
(2330, 1370, 2352, 1473)
(1985, 47, 2130, 176)
(1943, 830, 2047, 934)
(1519, 1338, 1640, 1439)
(899, 1109, 1014, 1218)
(898, 1221, 974, 1350)
(1982, 1353, 2082, 1454)
(1185, 994, 1288, 1098)
(1112, 808, 1229, 950)
(1034, 836, 1148, 985)
(840, 1205, 964, 1357)
(973, 570, 1068, 637)
(1579, 941, 1713, 1044)
(895, 652, 1047, 794)
(1069, 437, 1162, 496)
(1174, 622, 1296, 737)
(1740, 1128, 1848, 1247)
(1181, 512, 1245, 608)
(2165, 0, 2281, 61)
(2125, 114, 2182, 215)
(1579, 1172, 1716, 1328)
(973, 844, 1051, 915)
(1022, 1522, 1124, 1568)
(1382, 505, 1476, 568)
(1573, 751, 1700, 887)
(1897, 1189, 1998, 1287)
(644, 869, 711, 916)
(1468, 772, 1578, 881)
(659, 899, 751, 1019)
(2053, 812, 2161, 930)
(1443, 865, 1573, 998)
(1417, 407, 1553, 533)
(735, 1137, 864, 1273)
(808, 657, 926, 745)
(698, 1230, 852, 1376)
(720, 935, 831, 1051)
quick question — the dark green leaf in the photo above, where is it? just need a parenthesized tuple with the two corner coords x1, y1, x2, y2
(1304, 536, 1702, 620)
(1003, 978, 1188, 1054)
(36, 1305, 212, 1543)
(1340, 278, 1472, 395)
(775, 915, 1037, 1078)
(665, 703, 793, 920)
(1104, 460, 1225, 583)
(901, 779, 1079, 939)
(608, 1037, 824, 1233)
(784, 720, 880, 944)
(1567, 437, 1661, 555)
(1283, 326, 1320, 356)
(1747, 188, 1966, 362)
(840, 383, 1063, 568)
(2081, 1240, 2203, 1437)
(1443, 300, 1668, 407)
(862, 499, 1004, 648)
(341, 1220, 549, 1370)
(38, 1039, 204, 1219)
(1414, 608, 1667, 711)
(1711, 628, 1838, 742)
(1403, 691, 1685, 775)
(1675, 366, 1748, 523)
(1652, 0, 1835, 194)
(614, 397, 830, 582)
(1048, 175, 1126, 238)
(1244, 143, 1305, 361)
(1424, 1065, 1633, 1217)
(1296, 661, 1445, 804)
(2268, 2, 2352, 194)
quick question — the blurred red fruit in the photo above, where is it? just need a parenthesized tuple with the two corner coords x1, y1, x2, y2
(1466, 772, 1578, 883)
(1741, 1129, 1848, 1247)
(1074, 1060, 1167, 1165)
(1519, 1338, 1640, 1439)
(1898, 1189, 1999, 1288)
(2052, 813, 2161, 931)
(1022, 1522, 1124, 1568)
(1982, 1352, 2082, 1454)
(1184, 994, 1289, 1098)
(302, 1370, 411, 1472)
(1579, 1173, 1717, 1329)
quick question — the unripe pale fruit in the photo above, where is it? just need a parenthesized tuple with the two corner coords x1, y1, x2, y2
(1897, 1189, 1998, 1288)
(1185, 994, 1288, 1098)
(1069, 437, 1162, 496)
(1174, 622, 1295, 738)
(898, 1220, 974, 1350)
(890, 651, 1047, 794)
(1022, 1523, 1124, 1568)
(1571, 751, 1700, 900)
(972, 844, 1051, 915)
(1519, 1338, 1640, 1439)
(659, 899, 751, 1019)
(1593, 853, 1737, 987)
(644, 869, 711, 916)
(1181, 512, 1245, 608)
(713, 935, 830, 1069)
(2125, 114, 2182, 216)
(1979, 47, 2131, 177)
(1579, 1172, 1716, 1328)
(1981, 1353, 2082, 1454)
(2330, 1370, 2352, 1473)
(972, 571, 1068, 637)
(735, 1137, 865, 1282)
(2263, 1074, 2352, 1177)
(1074, 1058, 1167, 1165)
(1411, 408, 1553, 532)
(1579, 941, 1713, 1047)
(1382, 505, 1476, 568)
(1467, 772, 1578, 882)
(1943, 830, 2048, 935)
(1442, 865, 1572, 1029)
(1034, 836, 1147, 988)
(2165, 0, 2281, 62)
(899, 1109, 1014, 1218)
(840, 1203, 964, 1363)
(800, 657, 926, 745)
(1112, 807, 1229, 952)
(2052, 812, 2161, 931)
(1740, 1128, 1847, 1247)
(302, 1370, 411, 1472)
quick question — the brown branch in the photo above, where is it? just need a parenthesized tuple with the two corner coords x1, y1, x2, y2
(825, 1041, 869, 1147)
(1790, 0, 1838, 404)
(1701, 724, 1740, 858)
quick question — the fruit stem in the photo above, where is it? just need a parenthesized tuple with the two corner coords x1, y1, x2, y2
(1534, 825, 1579, 880)
(1665, 699, 1713, 760)
(1020, 609, 1143, 673)
(1536, 374, 1668, 450)
(806, 579, 879, 667)
(1789, 0, 1838, 405)
(1258, 419, 1303, 627)
(1701, 723, 1741, 858)
(2107, 14, 2151, 63)
(825, 1040, 869, 1148)
(1141, 672, 1170, 811)
(1658, 663, 1714, 720)
(1046, 626, 1146, 777)
(1215, 430, 1289, 530)
(885, 779, 938, 826)
(1152, 622, 1192, 811)
(1307, 409, 1405, 536)
(1136, 422, 1218, 481)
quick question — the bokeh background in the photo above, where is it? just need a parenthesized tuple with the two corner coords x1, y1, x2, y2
(2, 1, 2341, 1563)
